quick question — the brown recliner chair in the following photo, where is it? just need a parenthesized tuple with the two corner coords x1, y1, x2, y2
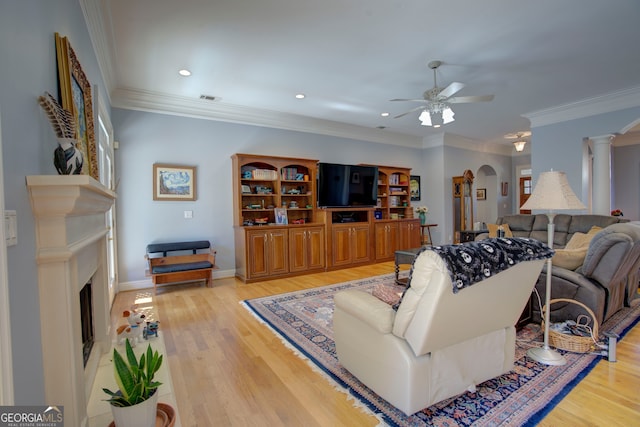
(533, 222, 640, 326)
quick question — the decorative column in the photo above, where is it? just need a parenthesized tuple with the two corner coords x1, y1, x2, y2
(590, 135, 613, 215)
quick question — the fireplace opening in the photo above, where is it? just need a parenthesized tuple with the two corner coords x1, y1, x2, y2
(80, 281, 94, 367)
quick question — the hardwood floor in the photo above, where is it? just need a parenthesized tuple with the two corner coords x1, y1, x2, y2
(112, 262, 640, 426)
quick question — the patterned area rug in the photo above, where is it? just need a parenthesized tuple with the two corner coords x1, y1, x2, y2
(242, 273, 640, 426)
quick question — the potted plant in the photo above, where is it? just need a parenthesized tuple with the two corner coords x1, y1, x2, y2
(103, 338, 163, 427)
(415, 206, 429, 225)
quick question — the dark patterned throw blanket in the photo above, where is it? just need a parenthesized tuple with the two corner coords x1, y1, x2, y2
(407, 237, 554, 294)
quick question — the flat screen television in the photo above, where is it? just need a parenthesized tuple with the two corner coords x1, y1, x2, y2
(317, 163, 379, 207)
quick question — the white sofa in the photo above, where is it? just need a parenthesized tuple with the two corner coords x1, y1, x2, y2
(333, 242, 548, 415)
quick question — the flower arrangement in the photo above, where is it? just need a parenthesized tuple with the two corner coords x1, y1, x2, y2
(611, 209, 623, 217)
(415, 206, 429, 214)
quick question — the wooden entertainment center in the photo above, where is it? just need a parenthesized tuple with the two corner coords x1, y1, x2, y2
(232, 153, 421, 282)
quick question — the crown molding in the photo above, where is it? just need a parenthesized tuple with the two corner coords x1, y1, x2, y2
(80, 0, 116, 103)
(442, 133, 513, 156)
(111, 88, 423, 148)
(524, 86, 640, 128)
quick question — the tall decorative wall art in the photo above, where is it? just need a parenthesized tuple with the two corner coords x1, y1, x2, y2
(55, 32, 98, 180)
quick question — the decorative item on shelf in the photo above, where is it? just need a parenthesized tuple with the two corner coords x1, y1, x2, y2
(116, 307, 146, 347)
(143, 321, 160, 340)
(611, 209, 624, 217)
(103, 338, 163, 427)
(37, 91, 84, 175)
(415, 206, 429, 225)
(274, 208, 288, 224)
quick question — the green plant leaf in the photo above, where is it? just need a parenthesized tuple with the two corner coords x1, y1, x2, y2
(103, 338, 163, 406)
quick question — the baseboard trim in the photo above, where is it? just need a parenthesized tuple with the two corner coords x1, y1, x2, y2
(118, 268, 236, 292)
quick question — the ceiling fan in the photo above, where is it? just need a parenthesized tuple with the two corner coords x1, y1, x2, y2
(391, 60, 494, 127)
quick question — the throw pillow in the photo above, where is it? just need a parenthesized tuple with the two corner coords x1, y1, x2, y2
(372, 283, 405, 306)
(553, 227, 600, 270)
(552, 248, 589, 270)
(487, 223, 513, 238)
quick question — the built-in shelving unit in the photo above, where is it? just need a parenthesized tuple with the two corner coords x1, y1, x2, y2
(232, 154, 421, 281)
(373, 165, 414, 221)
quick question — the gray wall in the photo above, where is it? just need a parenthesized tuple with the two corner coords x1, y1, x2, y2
(442, 143, 512, 243)
(0, 0, 108, 403)
(531, 107, 640, 217)
(112, 108, 428, 283)
(613, 143, 640, 219)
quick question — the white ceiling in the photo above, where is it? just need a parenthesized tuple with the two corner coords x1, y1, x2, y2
(91, 0, 640, 147)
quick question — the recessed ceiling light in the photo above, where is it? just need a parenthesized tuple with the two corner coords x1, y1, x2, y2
(295, 93, 305, 99)
(178, 69, 192, 77)
(380, 112, 390, 117)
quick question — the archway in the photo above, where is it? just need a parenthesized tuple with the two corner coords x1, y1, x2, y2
(475, 164, 498, 226)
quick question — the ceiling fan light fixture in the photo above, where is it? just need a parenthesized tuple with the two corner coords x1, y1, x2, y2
(418, 110, 432, 126)
(513, 140, 527, 152)
(442, 107, 455, 124)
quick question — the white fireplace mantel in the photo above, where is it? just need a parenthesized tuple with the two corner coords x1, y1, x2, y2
(27, 175, 116, 427)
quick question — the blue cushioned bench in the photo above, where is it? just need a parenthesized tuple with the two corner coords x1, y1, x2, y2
(145, 240, 217, 293)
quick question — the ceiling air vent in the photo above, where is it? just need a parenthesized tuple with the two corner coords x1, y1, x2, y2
(199, 94, 218, 101)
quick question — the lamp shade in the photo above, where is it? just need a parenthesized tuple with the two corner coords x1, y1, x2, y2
(513, 140, 527, 152)
(521, 170, 586, 211)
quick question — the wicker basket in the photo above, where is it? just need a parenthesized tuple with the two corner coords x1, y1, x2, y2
(542, 298, 598, 353)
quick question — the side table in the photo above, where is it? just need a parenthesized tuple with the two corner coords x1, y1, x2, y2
(420, 223, 437, 245)
(459, 229, 487, 243)
(394, 247, 422, 285)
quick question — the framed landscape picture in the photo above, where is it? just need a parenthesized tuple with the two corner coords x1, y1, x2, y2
(476, 188, 486, 200)
(153, 164, 197, 201)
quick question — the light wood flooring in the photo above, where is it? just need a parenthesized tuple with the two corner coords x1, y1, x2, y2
(112, 262, 640, 426)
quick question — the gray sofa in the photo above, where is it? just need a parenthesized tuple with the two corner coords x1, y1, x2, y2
(476, 213, 624, 248)
(476, 214, 638, 327)
(536, 221, 640, 326)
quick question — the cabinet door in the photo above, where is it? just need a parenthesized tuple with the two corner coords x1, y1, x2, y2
(332, 225, 353, 267)
(247, 231, 269, 278)
(289, 227, 324, 273)
(399, 220, 421, 250)
(288, 228, 307, 272)
(352, 224, 371, 263)
(374, 222, 398, 260)
(306, 226, 326, 270)
(268, 229, 289, 275)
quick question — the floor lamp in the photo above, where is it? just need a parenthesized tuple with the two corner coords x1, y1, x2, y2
(521, 170, 586, 365)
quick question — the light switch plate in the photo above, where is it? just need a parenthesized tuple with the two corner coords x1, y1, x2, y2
(5, 210, 16, 246)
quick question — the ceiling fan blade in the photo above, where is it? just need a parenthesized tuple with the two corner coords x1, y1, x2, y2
(448, 94, 494, 103)
(438, 82, 465, 99)
(390, 98, 428, 102)
(394, 105, 425, 119)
